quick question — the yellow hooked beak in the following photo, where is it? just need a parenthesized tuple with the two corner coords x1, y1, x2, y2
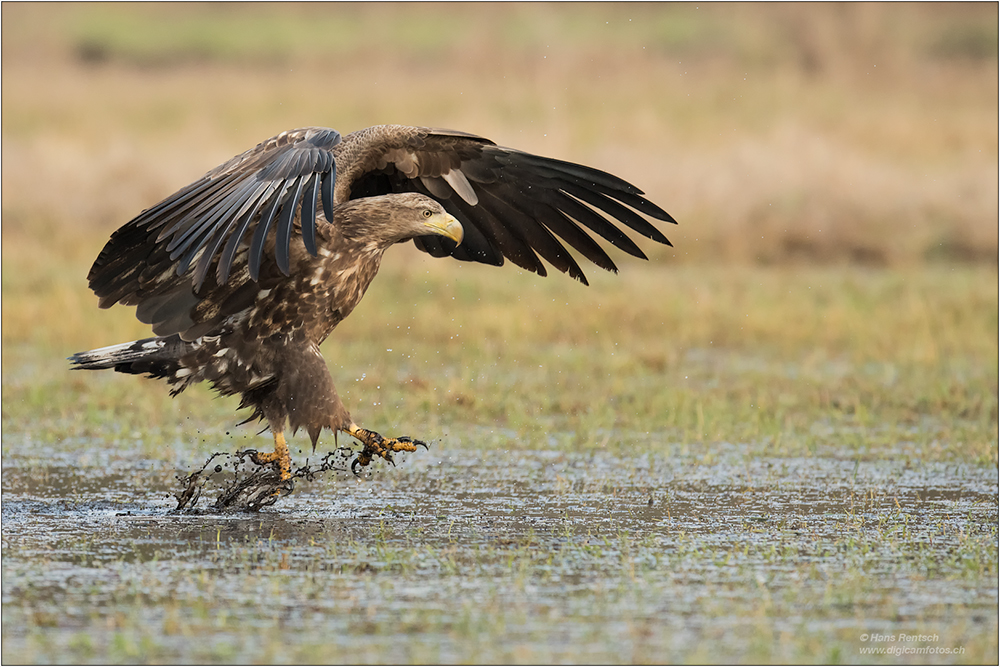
(422, 212, 464, 246)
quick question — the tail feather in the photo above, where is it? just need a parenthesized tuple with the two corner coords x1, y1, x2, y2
(69, 335, 187, 379)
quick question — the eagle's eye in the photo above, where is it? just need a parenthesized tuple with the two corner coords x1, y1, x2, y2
(422, 209, 433, 218)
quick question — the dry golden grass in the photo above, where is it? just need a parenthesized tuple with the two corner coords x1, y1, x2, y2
(2, 2, 997, 267)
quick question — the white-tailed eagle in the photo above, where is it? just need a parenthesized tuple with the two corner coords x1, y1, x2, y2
(70, 125, 676, 483)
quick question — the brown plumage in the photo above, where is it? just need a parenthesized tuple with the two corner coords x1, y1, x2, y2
(70, 125, 676, 481)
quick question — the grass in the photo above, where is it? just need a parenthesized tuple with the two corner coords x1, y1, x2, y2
(4, 255, 997, 466)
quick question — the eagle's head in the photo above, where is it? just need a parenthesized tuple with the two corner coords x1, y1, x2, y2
(341, 193, 464, 248)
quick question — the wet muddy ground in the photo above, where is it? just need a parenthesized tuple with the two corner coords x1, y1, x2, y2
(3, 441, 997, 664)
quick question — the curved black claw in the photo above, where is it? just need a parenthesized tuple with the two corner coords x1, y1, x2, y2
(398, 436, 430, 451)
(351, 446, 397, 476)
(239, 449, 261, 464)
(351, 453, 373, 477)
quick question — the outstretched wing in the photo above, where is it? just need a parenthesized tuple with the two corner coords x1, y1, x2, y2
(89, 126, 341, 311)
(86, 124, 675, 337)
(337, 125, 676, 285)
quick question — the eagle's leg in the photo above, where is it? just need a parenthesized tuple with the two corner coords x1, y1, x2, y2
(345, 423, 427, 475)
(248, 431, 292, 481)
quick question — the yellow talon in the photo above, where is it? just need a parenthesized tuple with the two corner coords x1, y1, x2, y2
(346, 423, 426, 475)
(249, 431, 292, 481)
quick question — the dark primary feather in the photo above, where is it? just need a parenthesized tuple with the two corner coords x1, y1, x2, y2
(88, 127, 341, 307)
(338, 125, 676, 285)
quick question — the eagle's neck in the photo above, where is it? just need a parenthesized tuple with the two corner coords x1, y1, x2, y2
(304, 233, 387, 344)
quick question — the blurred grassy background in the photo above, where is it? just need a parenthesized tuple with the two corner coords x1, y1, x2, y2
(1, 3, 997, 464)
(2, 2, 996, 266)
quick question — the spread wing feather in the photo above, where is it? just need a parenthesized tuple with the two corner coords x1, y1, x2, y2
(300, 173, 320, 256)
(88, 127, 341, 309)
(86, 123, 675, 341)
(339, 126, 675, 284)
(275, 175, 306, 275)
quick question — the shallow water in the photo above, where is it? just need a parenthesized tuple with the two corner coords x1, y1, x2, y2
(2, 444, 997, 663)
